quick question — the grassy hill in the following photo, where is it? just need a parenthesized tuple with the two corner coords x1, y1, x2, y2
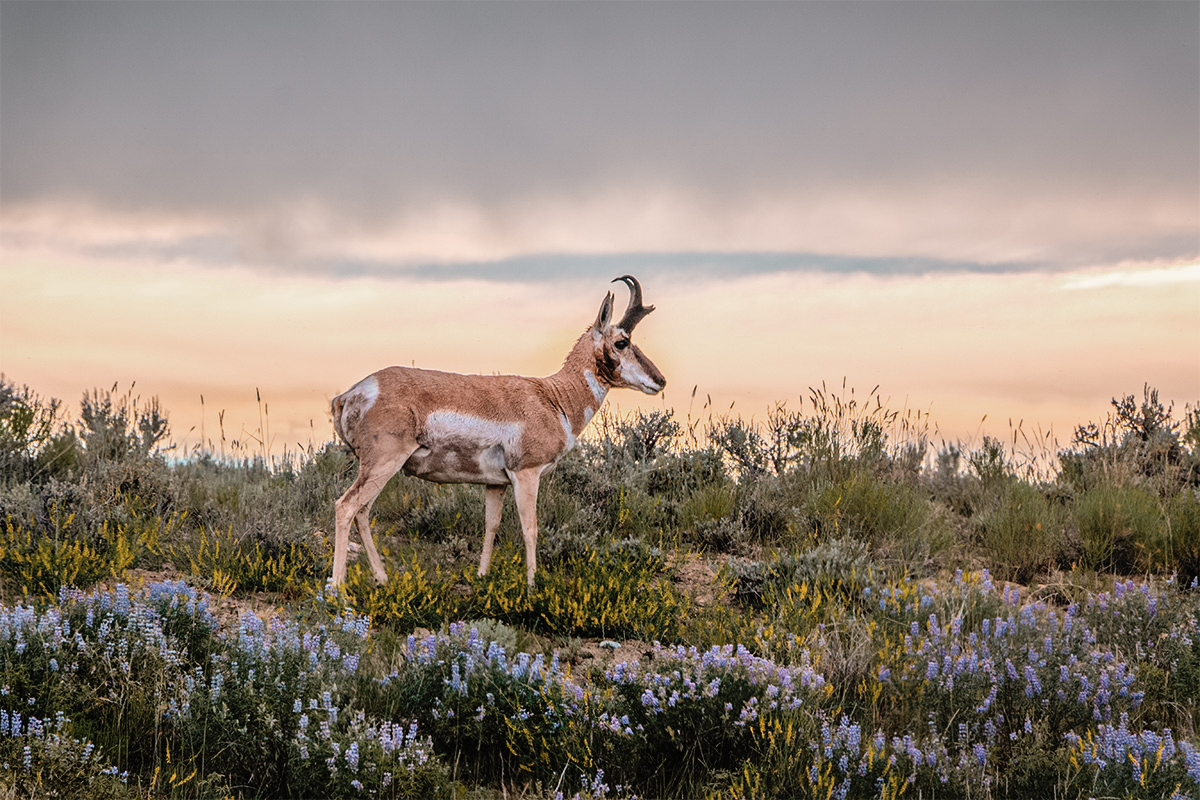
(1, 378, 1198, 799)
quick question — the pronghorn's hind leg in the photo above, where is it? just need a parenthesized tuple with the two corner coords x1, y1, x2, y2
(333, 436, 419, 586)
(355, 506, 389, 585)
(478, 485, 506, 577)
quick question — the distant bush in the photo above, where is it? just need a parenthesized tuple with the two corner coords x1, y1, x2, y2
(1164, 491, 1200, 586)
(1061, 384, 1199, 496)
(724, 537, 875, 611)
(979, 481, 1066, 582)
(808, 472, 950, 571)
(1075, 484, 1163, 574)
(0, 379, 76, 486)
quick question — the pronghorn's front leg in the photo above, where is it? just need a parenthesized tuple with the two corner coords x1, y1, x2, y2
(478, 485, 506, 577)
(508, 467, 543, 586)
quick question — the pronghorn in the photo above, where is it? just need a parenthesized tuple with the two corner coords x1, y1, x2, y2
(329, 275, 665, 587)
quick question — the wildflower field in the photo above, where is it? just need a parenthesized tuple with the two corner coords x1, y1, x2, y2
(1, 378, 1199, 799)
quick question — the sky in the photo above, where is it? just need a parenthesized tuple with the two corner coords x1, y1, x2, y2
(1, 1, 1197, 462)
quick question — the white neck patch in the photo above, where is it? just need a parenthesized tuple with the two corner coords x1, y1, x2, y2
(584, 370, 608, 404)
(560, 411, 576, 451)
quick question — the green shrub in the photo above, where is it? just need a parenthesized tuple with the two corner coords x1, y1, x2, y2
(679, 484, 738, 528)
(810, 473, 931, 550)
(1164, 491, 1200, 585)
(980, 482, 1066, 582)
(679, 485, 748, 552)
(724, 538, 874, 611)
(348, 543, 689, 641)
(606, 408, 682, 463)
(0, 379, 78, 487)
(736, 473, 804, 545)
(968, 435, 1011, 488)
(644, 446, 728, 497)
(0, 514, 165, 597)
(1075, 485, 1163, 573)
(173, 524, 320, 597)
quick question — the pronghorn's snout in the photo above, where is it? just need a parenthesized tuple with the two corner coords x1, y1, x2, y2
(628, 345, 666, 395)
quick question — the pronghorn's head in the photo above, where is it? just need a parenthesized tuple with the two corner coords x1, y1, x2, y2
(590, 275, 666, 395)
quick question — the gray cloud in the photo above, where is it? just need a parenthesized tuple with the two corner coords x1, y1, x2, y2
(2, 1, 1196, 269)
(341, 251, 1035, 284)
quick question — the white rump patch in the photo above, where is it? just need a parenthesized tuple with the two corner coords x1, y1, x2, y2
(336, 375, 380, 445)
(347, 375, 379, 408)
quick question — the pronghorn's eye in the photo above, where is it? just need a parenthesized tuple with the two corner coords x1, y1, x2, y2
(614, 339, 630, 350)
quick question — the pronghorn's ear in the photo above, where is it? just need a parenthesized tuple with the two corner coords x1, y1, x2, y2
(593, 291, 615, 332)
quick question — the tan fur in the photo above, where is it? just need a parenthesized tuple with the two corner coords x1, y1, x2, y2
(330, 277, 665, 587)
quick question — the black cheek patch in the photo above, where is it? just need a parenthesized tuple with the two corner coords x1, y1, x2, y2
(597, 347, 621, 385)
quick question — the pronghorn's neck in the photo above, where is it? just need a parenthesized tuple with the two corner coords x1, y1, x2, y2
(544, 330, 609, 437)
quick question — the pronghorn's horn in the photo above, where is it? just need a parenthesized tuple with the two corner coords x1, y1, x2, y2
(612, 275, 655, 332)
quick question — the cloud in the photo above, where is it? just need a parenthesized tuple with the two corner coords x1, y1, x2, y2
(0, 197, 1042, 282)
(2, 1, 1196, 273)
(3, 189, 1193, 284)
(1061, 261, 1200, 291)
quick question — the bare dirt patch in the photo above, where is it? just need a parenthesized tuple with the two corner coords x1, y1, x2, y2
(672, 552, 725, 607)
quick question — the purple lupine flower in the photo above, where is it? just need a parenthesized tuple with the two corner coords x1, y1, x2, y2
(1181, 741, 1200, 782)
(1023, 665, 1041, 696)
